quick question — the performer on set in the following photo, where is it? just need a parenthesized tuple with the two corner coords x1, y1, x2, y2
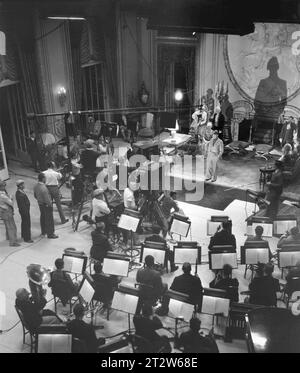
(91, 188, 111, 229)
(212, 105, 225, 140)
(43, 161, 69, 224)
(265, 160, 284, 219)
(15, 180, 33, 243)
(205, 130, 224, 182)
(0, 179, 19, 246)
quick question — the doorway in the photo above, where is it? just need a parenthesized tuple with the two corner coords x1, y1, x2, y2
(157, 44, 195, 132)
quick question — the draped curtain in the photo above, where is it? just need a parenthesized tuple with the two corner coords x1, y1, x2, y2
(157, 45, 195, 108)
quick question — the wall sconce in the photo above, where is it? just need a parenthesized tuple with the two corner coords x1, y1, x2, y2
(57, 86, 67, 107)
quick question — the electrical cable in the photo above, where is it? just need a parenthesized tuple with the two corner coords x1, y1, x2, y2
(34, 21, 66, 42)
(0, 321, 20, 334)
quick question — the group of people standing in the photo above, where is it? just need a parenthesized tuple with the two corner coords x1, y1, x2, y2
(0, 162, 71, 246)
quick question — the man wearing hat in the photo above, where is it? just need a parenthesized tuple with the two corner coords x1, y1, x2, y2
(265, 160, 284, 219)
(15, 180, 33, 243)
(0, 180, 19, 246)
(205, 130, 224, 182)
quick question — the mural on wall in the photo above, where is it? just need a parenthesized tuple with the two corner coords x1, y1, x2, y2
(224, 23, 300, 120)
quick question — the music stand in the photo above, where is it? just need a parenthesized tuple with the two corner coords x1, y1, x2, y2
(36, 325, 71, 353)
(118, 209, 142, 267)
(209, 248, 238, 270)
(77, 272, 97, 325)
(278, 246, 300, 278)
(102, 255, 130, 277)
(273, 215, 297, 237)
(201, 294, 230, 337)
(141, 240, 167, 268)
(246, 216, 273, 237)
(207, 216, 230, 236)
(170, 214, 191, 240)
(62, 253, 88, 280)
(111, 285, 140, 333)
(174, 242, 201, 265)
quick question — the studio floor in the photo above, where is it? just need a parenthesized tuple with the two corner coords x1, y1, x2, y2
(0, 146, 293, 354)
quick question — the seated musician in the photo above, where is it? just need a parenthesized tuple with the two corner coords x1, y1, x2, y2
(208, 221, 236, 251)
(67, 304, 105, 353)
(209, 264, 239, 303)
(161, 191, 180, 237)
(133, 303, 172, 353)
(15, 288, 63, 334)
(245, 225, 272, 257)
(92, 188, 111, 227)
(92, 262, 121, 309)
(48, 258, 78, 306)
(80, 140, 101, 176)
(284, 261, 300, 297)
(178, 317, 219, 353)
(170, 262, 203, 307)
(248, 263, 280, 306)
(90, 222, 112, 263)
(136, 255, 169, 316)
(145, 226, 178, 273)
(277, 226, 300, 248)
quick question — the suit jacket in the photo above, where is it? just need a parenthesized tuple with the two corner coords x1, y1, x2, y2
(15, 298, 42, 333)
(208, 230, 236, 250)
(80, 149, 101, 174)
(136, 267, 163, 300)
(212, 113, 225, 131)
(170, 273, 203, 304)
(16, 190, 30, 214)
(90, 229, 112, 261)
(67, 319, 98, 353)
(249, 276, 280, 306)
(266, 169, 283, 199)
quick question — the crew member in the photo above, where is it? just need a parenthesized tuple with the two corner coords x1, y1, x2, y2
(265, 160, 284, 219)
(27, 131, 41, 172)
(0, 180, 19, 246)
(15, 180, 33, 243)
(33, 173, 58, 239)
(43, 162, 68, 224)
(205, 130, 224, 182)
(80, 140, 101, 176)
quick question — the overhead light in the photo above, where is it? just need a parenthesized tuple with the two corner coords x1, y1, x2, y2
(192, 32, 196, 36)
(47, 16, 86, 21)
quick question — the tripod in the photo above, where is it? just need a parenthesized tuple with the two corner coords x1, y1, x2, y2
(123, 230, 141, 270)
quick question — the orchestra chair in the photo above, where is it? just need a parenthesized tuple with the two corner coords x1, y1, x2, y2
(15, 305, 37, 353)
(72, 337, 88, 353)
(48, 275, 78, 314)
(127, 334, 153, 353)
(281, 277, 300, 309)
(245, 307, 300, 353)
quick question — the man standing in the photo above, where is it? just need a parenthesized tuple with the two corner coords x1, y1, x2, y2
(15, 180, 33, 243)
(212, 106, 225, 140)
(0, 180, 20, 246)
(205, 130, 224, 182)
(27, 131, 41, 172)
(265, 160, 284, 220)
(33, 173, 58, 239)
(279, 116, 297, 148)
(43, 162, 68, 224)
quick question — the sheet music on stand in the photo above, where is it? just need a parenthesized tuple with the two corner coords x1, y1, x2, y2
(279, 251, 300, 268)
(79, 278, 95, 305)
(174, 248, 199, 264)
(168, 298, 195, 322)
(248, 222, 273, 237)
(118, 214, 140, 232)
(63, 254, 86, 275)
(111, 291, 139, 315)
(38, 334, 72, 353)
(103, 258, 130, 277)
(245, 248, 269, 264)
(201, 296, 230, 317)
(210, 253, 238, 270)
(207, 221, 222, 236)
(273, 220, 297, 235)
(170, 215, 191, 237)
(141, 247, 166, 265)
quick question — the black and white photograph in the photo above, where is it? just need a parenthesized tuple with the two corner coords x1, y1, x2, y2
(0, 0, 300, 357)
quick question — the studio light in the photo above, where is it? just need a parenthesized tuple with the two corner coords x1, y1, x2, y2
(174, 89, 184, 103)
(47, 16, 86, 21)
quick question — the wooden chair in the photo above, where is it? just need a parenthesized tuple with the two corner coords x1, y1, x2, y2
(15, 305, 37, 353)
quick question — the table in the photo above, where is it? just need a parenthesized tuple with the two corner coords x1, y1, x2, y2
(259, 166, 276, 191)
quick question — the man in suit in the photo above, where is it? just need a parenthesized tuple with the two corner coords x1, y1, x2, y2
(205, 130, 224, 182)
(265, 160, 284, 220)
(67, 304, 105, 353)
(33, 173, 58, 239)
(212, 106, 225, 140)
(90, 222, 112, 262)
(208, 221, 236, 251)
(80, 140, 101, 176)
(170, 262, 203, 306)
(0, 179, 19, 246)
(15, 180, 33, 243)
(27, 131, 41, 172)
(136, 255, 169, 316)
(280, 116, 297, 148)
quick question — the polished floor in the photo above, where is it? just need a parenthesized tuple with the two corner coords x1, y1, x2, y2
(0, 147, 289, 354)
